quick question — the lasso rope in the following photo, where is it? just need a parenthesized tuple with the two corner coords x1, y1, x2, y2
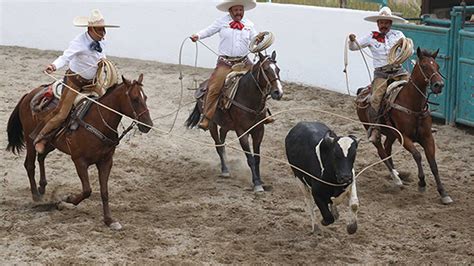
(43, 70, 404, 187)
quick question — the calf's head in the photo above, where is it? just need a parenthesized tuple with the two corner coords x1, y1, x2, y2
(320, 132, 359, 184)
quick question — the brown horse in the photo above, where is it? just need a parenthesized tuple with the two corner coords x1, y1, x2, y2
(356, 47, 452, 204)
(6, 74, 153, 229)
(186, 51, 284, 192)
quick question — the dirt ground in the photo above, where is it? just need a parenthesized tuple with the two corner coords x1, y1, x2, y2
(1, 46, 473, 264)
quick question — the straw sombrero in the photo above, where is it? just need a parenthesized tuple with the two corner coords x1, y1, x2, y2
(364, 7, 408, 24)
(73, 9, 119, 28)
(216, 0, 257, 12)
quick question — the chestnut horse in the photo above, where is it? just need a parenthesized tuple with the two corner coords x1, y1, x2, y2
(356, 48, 452, 204)
(6, 74, 153, 229)
(186, 51, 284, 192)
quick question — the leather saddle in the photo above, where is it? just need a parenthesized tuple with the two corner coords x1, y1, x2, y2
(194, 70, 247, 110)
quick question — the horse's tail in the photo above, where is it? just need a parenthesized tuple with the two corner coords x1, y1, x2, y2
(185, 102, 201, 128)
(7, 94, 27, 154)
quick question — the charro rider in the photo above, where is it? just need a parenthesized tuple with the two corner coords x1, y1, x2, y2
(348, 7, 408, 143)
(34, 9, 119, 153)
(190, 0, 270, 130)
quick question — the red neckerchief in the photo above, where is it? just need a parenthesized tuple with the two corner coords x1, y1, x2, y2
(372, 31, 386, 43)
(229, 20, 244, 30)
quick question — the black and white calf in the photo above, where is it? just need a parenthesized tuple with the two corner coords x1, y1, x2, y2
(285, 122, 359, 234)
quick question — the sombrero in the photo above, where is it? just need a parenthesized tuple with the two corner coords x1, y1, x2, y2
(364, 7, 408, 24)
(216, 0, 257, 12)
(73, 9, 119, 28)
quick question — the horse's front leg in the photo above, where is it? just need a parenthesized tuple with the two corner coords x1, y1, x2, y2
(420, 135, 453, 204)
(401, 136, 426, 191)
(66, 159, 92, 205)
(210, 123, 230, 177)
(96, 156, 122, 230)
(235, 129, 261, 192)
(251, 126, 265, 192)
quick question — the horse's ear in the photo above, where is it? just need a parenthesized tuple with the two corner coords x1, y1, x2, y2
(138, 73, 144, 84)
(349, 134, 360, 145)
(432, 48, 439, 59)
(122, 75, 131, 86)
(271, 51, 277, 61)
(416, 47, 422, 59)
(258, 52, 264, 60)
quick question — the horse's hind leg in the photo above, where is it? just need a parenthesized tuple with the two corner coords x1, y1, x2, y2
(97, 157, 121, 230)
(384, 134, 406, 182)
(373, 140, 403, 187)
(37, 151, 48, 195)
(420, 135, 453, 204)
(24, 141, 41, 201)
(210, 123, 230, 177)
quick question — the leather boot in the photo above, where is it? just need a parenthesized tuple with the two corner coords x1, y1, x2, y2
(367, 106, 381, 143)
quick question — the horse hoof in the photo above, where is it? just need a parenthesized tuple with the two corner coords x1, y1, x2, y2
(109, 222, 122, 231)
(418, 186, 426, 193)
(441, 196, 453, 205)
(220, 172, 231, 178)
(253, 185, 264, 193)
(32, 194, 42, 202)
(347, 222, 358, 235)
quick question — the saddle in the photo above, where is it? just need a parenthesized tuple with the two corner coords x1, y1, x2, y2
(355, 79, 408, 120)
(194, 70, 247, 110)
(30, 82, 99, 139)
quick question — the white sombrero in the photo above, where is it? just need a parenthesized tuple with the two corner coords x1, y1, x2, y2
(73, 9, 119, 28)
(364, 7, 408, 24)
(216, 0, 257, 12)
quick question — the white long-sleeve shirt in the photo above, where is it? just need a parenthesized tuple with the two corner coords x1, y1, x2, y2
(197, 14, 258, 57)
(349, 30, 405, 68)
(52, 32, 106, 80)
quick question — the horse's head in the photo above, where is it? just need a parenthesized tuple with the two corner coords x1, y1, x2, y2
(415, 47, 444, 94)
(121, 74, 153, 133)
(256, 51, 284, 100)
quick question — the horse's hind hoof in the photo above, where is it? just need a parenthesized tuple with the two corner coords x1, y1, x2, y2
(109, 221, 122, 231)
(418, 186, 426, 193)
(253, 185, 264, 193)
(347, 222, 358, 235)
(219, 172, 231, 178)
(441, 196, 453, 205)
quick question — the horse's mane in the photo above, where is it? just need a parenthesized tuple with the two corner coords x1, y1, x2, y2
(102, 82, 125, 98)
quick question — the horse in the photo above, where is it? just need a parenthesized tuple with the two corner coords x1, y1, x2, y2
(186, 51, 284, 192)
(6, 74, 153, 229)
(356, 47, 452, 204)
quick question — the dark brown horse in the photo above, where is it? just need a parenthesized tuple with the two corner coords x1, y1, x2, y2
(6, 74, 153, 229)
(186, 51, 283, 192)
(356, 47, 452, 204)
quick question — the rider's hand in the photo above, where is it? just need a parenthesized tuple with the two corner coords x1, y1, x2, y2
(190, 34, 199, 42)
(45, 64, 56, 74)
(255, 32, 265, 44)
(349, 34, 356, 42)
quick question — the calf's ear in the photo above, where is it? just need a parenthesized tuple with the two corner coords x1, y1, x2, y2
(323, 131, 336, 145)
(349, 134, 360, 144)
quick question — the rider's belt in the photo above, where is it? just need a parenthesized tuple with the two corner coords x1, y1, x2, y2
(65, 69, 94, 89)
(375, 64, 402, 74)
(218, 55, 249, 66)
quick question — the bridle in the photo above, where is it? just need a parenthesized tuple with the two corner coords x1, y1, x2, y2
(96, 82, 150, 144)
(125, 83, 150, 121)
(411, 57, 444, 99)
(251, 56, 281, 97)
